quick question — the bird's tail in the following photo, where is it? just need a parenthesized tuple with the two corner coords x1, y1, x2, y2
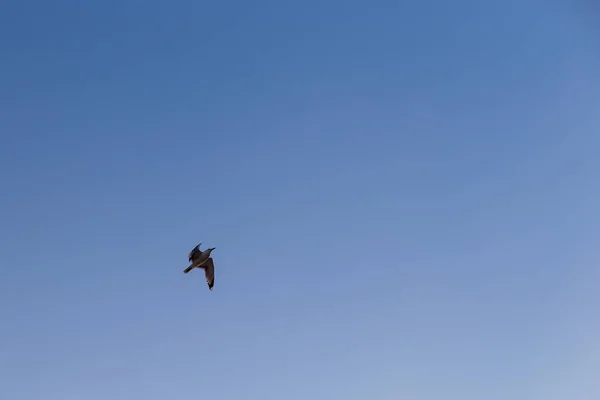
(183, 265, 195, 274)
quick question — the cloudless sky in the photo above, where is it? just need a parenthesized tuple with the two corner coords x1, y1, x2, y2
(1, 1, 600, 399)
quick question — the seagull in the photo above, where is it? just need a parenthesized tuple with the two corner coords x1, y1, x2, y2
(184, 243, 216, 290)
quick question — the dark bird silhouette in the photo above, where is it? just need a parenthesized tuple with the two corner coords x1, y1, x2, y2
(184, 243, 216, 290)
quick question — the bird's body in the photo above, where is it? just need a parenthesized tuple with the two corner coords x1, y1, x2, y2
(184, 243, 216, 290)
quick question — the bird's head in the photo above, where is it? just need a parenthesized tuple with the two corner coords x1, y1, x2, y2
(207, 247, 216, 253)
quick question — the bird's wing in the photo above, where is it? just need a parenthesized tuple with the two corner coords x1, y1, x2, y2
(188, 243, 201, 261)
(204, 257, 215, 290)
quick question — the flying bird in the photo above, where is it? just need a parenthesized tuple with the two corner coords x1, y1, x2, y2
(184, 243, 216, 290)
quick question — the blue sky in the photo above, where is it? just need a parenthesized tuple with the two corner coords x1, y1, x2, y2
(1, 1, 600, 399)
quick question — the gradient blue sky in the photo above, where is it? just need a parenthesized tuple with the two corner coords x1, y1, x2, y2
(1, 1, 600, 399)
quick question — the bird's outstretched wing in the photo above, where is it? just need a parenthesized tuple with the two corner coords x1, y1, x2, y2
(188, 243, 201, 262)
(204, 257, 215, 290)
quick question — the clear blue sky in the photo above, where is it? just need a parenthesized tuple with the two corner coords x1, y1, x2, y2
(1, 1, 600, 399)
